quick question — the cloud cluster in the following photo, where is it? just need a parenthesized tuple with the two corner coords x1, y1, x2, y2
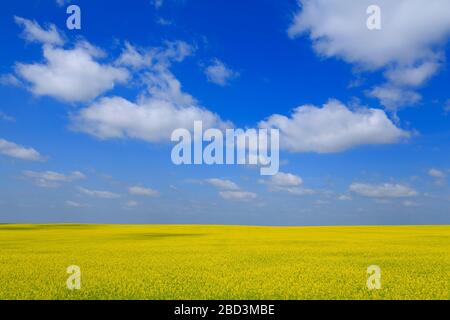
(428, 168, 446, 179)
(72, 42, 229, 142)
(12, 17, 410, 155)
(205, 178, 257, 201)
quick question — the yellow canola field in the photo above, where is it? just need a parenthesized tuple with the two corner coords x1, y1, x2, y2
(0, 224, 449, 300)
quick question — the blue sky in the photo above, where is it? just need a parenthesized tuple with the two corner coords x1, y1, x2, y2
(1, 0, 450, 225)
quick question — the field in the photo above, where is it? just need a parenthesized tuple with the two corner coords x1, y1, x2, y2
(0, 224, 449, 300)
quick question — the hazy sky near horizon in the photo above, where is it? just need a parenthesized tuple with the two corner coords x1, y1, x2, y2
(1, 0, 450, 225)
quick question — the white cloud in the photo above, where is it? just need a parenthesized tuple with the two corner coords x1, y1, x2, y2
(16, 42, 129, 102)
(385, 62, 440, 88)
(204, 178, 257, 201)
(288, 0, 450, 110)
(115, 42, 153, 69)
(204, 59, 239, 86)
(349, 182, 418, 198)
(338, 195, 352, 201)
(261, 172, 315, 196)
(288, 0, 450, 69)
(15, 16, 64, 45)
(269, 172, 302, 187)
(428, 168, 446, 179)
(78, 187, 121, 199)
(0, 139, 45, 161)
(205, 178, 240, 190)
(219, 191, 257, 201)
(71, 96, 225, 143)
(259, 100, 409, 153)
(23, 170, 85, 188)
(129, 186, 159, 197)
(368, 85, 421, 111)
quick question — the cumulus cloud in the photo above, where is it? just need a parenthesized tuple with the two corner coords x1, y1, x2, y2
(15, 16, 64, 45)
(219, 191, 257, 201)
(13, 20, 225, 144)
(268, 172, 303, 187)
(288, 0, 450, 110)
(73, 42, 228, 143)
(349, 182, 418, 198)
(16, 42, 129, 102)
(288, 0, 450, 69)
(259, 100, 409, 153)
(0, 139, 45, 161)
(205, 178, 240, 190)
(129, 186, 159, 197)
(71, 96, 225, 143)
(23, 170, 85, 188)
(78, 187, 121, 199)
(428, 168, 446, 179)
(204, 59, 239, 86)
(204, 178, 256, 201)
(260, 172, 315, 196)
